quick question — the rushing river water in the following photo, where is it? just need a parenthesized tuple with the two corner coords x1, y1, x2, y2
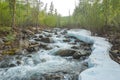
(0, 28, 92, 80)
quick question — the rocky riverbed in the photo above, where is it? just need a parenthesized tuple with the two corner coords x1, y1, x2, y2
(0, 28, 92, 80)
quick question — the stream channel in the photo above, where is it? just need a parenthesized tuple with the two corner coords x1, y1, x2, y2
(0, 28, 92, 80)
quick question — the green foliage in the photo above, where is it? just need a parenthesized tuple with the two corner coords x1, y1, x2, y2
(0, 0, 119, 31)
(44, 15, 57, 27)
(60, 16, 69, 27)
(39, 11, 46, 25)
(0, 26, 11, 32)
(6, 33, 15, 41)
(0, 1, 11, 26)
(72, 0, 120, 31)
(0, 0, 61, 28)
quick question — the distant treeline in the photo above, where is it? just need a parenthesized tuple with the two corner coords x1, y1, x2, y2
(0, 0, 63, 28)
(0, 0, 120, 32)
(72, 0, 120, 32)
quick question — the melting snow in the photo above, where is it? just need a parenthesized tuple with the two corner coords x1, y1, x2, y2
(67, 29, 120, 80)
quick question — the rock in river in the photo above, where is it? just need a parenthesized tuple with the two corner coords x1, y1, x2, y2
(73, 50, 89, 59)
(40, 37, 53, 43)
(39, 43, 52, 50)
(55, 49, 76, 57)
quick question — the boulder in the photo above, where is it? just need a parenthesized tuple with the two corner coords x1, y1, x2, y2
(39, 43, 52, 50)
(54, 32, 58, 35)
(26, 47, 36, 52)
(26, 43, 39, 52)
(34, 38, 41, 41)
(40, 37, 52, 43)
(9, 64, 16, 67)
(30, 42, 39, 45)
(27, 55, 32, 58)
(73, 50, 89, 59)
(44, 73, 63, 80)
(73, 52, 81, 59)
(22, 29, 34, 35)
(111, 50, 120, 54)
(110, 50, 120, 64)
(33, 35, 38, 38)
(43, 72, 79, 80)
(63, 39, 70, 42)
(75, 39, 81, 43)
(84, 46, 91, 51)
(55, 49, 76, 57)
(69, 36, 77, 39)
(20, 39, 29, 49)
(0, 62, 9, 68)
(43, 29, 51, 33)
(39, 43, 47, 48)
(46, 34, 52, 37)
(61, 30, 67, 35)
(16, 60, 22, 65)
(0, 38, 4, 44)
(39, 35, 43, 38)
(71, 46, 80, 49)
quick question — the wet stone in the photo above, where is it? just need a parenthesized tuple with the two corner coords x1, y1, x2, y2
(75, 39, 81, 43)
(40, 37, 51, 43)
(46, 34, 52, 37)
(26, 46, 39, 53)
(34, 38, 41, 41)
(0, 38, 4, 44)
(44, 74, 64, 80)
(33, 35, 38, 38)
(43, 72, 79, 80)
(55, 32, 58, 35)
(39, 43, 52, 50)
(71, 46, 80, 49)
(73, 50, 90, 59)
(55, 49, 76, 57)
(73, 52, 81, 59)
(16, 60, 22, 65)
(0, 62, 9, 68)
(0, 28, 92, 80)
(9, 64, 16, 67)
(15, 56, 22, 60)
(39, 35, 43, 38)
(27, 55, 32, 58)
(63, 39, 70, 42)
(84, 46, 91, 51)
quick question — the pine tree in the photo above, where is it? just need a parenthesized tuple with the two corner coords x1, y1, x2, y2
(49, 2, 54, 15)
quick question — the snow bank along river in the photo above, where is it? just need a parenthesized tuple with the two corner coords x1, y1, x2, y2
(0, 28, 120, 80)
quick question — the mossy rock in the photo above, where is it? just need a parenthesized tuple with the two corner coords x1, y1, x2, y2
(0, 26, 11, 32)
(4, 41, 12, 46)
(2, 48, 20, 55)
(6, 34, 16, 41)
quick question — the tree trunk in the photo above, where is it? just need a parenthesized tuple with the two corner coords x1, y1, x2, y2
(36, 0, 40, 32)
(12, 0, 16, 30)
(104, 0, 108, 26)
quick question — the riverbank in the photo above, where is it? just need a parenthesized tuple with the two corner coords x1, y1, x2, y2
(96, 31, 120, 64)
(0, 28, 120, 80)
(0, 27, 120, 63)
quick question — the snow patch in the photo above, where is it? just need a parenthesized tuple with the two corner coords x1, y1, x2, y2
(67, 29, 120, 80)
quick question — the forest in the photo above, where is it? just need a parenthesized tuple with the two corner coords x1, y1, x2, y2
(0, 0, 120, 80)
(0, 0, 120, 31)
